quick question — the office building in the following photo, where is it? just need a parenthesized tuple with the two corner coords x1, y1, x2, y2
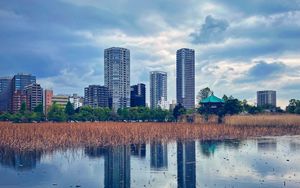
(0, 77, 12, 112)
(12, 90, 27, 113)
(130, 83, 146, 107)
(24, 83, 43, 111)
(104, 47, 130, 110)
(150, 141, 168, 170)
(150, 71, 167, 109)
(84, 85, 109, 108)
(12, 73, 36, 92)
(105, 145, 131, 188)
(257, 90, 276, 107)
(52, 95, 69, 107)
(43, 89, 53, 115)
(69, 93, 83, 109)
(177, 141, 196, 188)
(176, 48, 195, 109)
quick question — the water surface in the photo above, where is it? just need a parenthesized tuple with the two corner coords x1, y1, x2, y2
(0, 136, 300, 188)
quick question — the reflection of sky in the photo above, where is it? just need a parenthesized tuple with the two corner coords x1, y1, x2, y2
(0, 136, 300, 188)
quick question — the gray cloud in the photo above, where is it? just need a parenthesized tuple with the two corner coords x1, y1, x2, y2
(190, 15, 229, 44)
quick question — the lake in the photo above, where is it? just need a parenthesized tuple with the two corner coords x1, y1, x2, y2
(0, 136, 300, 188)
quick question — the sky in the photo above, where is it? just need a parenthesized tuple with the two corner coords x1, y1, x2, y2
(1, 0, 300, 108)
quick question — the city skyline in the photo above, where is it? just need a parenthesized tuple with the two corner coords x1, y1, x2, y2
(0, 1, 300, 108)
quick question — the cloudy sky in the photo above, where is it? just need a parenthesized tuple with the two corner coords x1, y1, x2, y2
(1, 0, 300, 107)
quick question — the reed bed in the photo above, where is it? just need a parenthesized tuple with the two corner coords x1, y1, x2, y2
(1, 115, 300, 152)
(225, 114, 300, 127)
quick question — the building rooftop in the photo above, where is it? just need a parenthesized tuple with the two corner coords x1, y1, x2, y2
(201, 94, 225, 104)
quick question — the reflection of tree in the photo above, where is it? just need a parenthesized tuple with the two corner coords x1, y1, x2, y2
(177, 141, 196, 188)
(257, 138, 277, 152)
(84, 146, 106, 158)
(104, 145, 130, 188)
(200, 140, 222, 157)
(130, 143, 146, 158)
(0, 147, 42, 171)
(150, 141, 168, 170)
(223, 139, 241, 150)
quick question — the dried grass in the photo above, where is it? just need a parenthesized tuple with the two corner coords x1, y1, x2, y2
(0, 115, 300, 152)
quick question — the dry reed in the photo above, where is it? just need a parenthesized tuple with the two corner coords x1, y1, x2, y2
(0, 115, 300, 152)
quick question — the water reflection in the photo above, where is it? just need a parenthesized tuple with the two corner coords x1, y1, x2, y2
(130, 143, 146, 158)
(200, 140, 222, 157)
(0, 147, 42, 171)
(104, 145, 131, 188)
(177, 141, 196, 188)
(150, 141, 168, 170)
(257, 138, 277, 152)
(84, 146, 106, 158)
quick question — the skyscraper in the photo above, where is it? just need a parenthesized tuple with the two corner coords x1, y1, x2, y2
(176, 48, 195, 109)
(24, 83, 43, 112)
(257, 90, 276, 107)
(84, 85, 109, 108)
(12, 73, 36, 92)
(104, 47, 130, 110)
(0, 77, 12, 112)
(130, 83, 146, 107)
(150, 71, 167, 109)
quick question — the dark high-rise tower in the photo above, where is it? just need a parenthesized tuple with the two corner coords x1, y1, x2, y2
(130, 83, 146, 107)
(84, 85, 109, 108)
(104, 47, 130, 110)
(176, 48, 195, 109)
(0, 77, 12, 112)
(12, 73, 36, 92)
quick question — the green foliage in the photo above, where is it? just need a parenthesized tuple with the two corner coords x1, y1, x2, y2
(286, 99, 300, 114)
(173, 103, 186, 121)
(20, 101, 27, 114)
(47, 103, 66, 122)
(197, 87, 213, 104)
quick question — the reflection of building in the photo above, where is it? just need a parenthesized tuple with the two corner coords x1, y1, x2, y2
(105, 145, 130, 188)
(257, 90, 276, 107)
(290, 142, 300, 152)
(0, 147, 42, 171)
(104, 47, 131, 110)
(200, 140, 221, 157)
(150, 141, 168, 170)
(257, 138, 277, 152)
(150, 71, 167, 109)
(177, 141, 196, 188)
(130, 143, 146, 158)
(176, 48, 195, 109)
(84, 146, 106, 158)
(130, 83, 146, 107)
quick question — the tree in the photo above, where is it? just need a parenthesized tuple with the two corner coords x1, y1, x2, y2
(47, 103, 66, 122)
(65, 101, 75, 121)
(197, 87, 213, 103)
(20, 101, 27, 114)
(173, 103, 186, 122)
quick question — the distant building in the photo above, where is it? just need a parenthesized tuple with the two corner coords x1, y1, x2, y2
(169, 100, 177, 111)
(12, 73, 36, 92)
(150, 71, 167, 109)
(84, 85, 109, 108)
(158, 97, 170, 110)
(24, 83, 43, 111)
(12, 90, 27, 113)
(257, 90, 276, 107)
(130, 83, 146, 107)
(104, 47, 130, 110)
(43, 89, 53, 115)
(52, 95, 69, 107)
(0, 77, 12, 112)
(176, 48, 195, 109)
(69, 93, 83, 109)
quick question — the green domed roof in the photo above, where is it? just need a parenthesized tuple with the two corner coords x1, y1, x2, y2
(201, 94, 225, 103)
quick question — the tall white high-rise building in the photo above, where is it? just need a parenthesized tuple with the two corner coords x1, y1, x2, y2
(104, 47, 130, 110)
(150, 71, 167, 109)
